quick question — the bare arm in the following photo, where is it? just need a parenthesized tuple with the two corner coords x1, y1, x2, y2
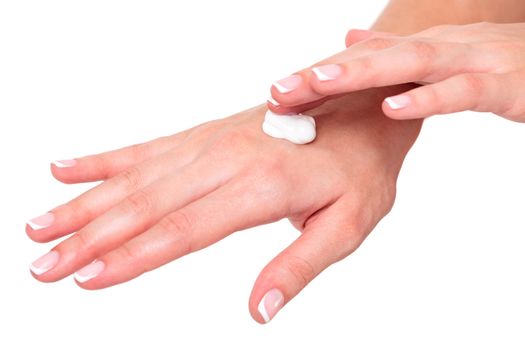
(373, 0, 525, 34)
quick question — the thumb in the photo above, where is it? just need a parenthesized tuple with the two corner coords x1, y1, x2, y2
(248, 200, 368, 324)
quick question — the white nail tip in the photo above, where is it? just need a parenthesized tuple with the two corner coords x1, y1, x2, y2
(257, 294, 271, 323)
(52, 161, 67, 168)
(27, 220, 47, 230)
(52, 160, 75, 168)
(267, 97, 280, 106)
(74, 272, 97, 283)
(272, 82, 293, 94)
(29, 263, 52, 276)
(385, 97, 404, 110)
(312, 67, 336, 81)
(74, 261, 104, 283)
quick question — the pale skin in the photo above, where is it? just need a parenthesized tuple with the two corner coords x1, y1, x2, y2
(27, 0, 525, 323)
(269, 14, 525, 121)
(28, 88, 421, 323)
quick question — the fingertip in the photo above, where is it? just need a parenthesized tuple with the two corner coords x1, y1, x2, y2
(269, 85, 300, 106)
(25, 212, 58, 242)
(51, 159, 77, 169)
(382, 97, 429, 121)
(25, 227, 52, 243)
(309, 64, 346, 96)
(50, 160, 81, 184)
(382, 101, 409, 120)
(73, 275, 103, 290)
(345, 29, 375, 47)
(267, 96, 281, 108)
(270, 72, 326, 108)
(28, 250, 61, 282)
(249, 281, 287, 324)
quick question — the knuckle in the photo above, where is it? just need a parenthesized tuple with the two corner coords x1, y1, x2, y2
(356, 56, 375, 72)
(257, 155, 287, 178)
(360, 37, 395, 50)
(118, 166, 144, 191)
(206, 127, 255, 163)
(159, 210, 194, 236)
(119, 242, 142, 262)
(345, 214, 369, 240)
(63, 199, 93, 224)
(211, 128, 250, 152)
(124, 189, 155, 215)
(117, 243, 149, 275)
(420, 86, 441, 110)
(336, 210, 373, 256)
(248, 157, 290, 199)
(460, 74, 486, 97)
(282, 254, 316, 287)
(407, 40, 438, 62)
(71, 231, 96, 261)
(219, 128, 251, 149)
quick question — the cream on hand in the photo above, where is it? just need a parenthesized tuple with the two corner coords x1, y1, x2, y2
(262, 110, 316, 145)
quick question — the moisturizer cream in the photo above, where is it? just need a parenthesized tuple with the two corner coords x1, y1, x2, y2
(262, 110, 316, 145)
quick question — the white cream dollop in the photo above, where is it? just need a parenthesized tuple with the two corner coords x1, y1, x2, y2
(262, 110, 316, 145)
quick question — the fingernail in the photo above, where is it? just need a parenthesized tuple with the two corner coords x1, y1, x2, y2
(385, 95, 411, 110)
(258, 288, 285, 323)
(30, 251, 59, 275)
(267, 97, 280, 107)
(312, 64, 342, 81)
(27, 212, 55, 230)
(74, 260, 105, 283)
(273, 75, 302, 94)
(52, 159, 77, 168)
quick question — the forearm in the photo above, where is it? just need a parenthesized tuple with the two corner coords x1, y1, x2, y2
(373, 0, 525, 34)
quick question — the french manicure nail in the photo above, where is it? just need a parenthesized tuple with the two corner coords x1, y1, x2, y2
(52, 159, 77, 168)
(273, 75, 302, 94)
(267, 97, 280, 107)
(258, 288, 285, 323)
(312, 64, 342, 81)
(385, 95, 411, 110)
(74, 260, 105, 283)
(27, 212, 55, 230)
(30, 251, 59, 275)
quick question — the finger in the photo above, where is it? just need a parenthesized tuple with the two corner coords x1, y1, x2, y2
(345, 29, 393, 47)
(26, 146, 198, 243)
(266, 95, 332, 115)
(269, 36, 404, 110)
(69, 176, 288, 289)
(249, 198, 368, 324)
(29, 155, 233, 282)
(308, 40, 483, 98)
(382, 73, 515, 120)
(51, 132, 188, 184)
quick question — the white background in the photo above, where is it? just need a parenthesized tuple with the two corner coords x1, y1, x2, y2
(1, 1, 524, 349)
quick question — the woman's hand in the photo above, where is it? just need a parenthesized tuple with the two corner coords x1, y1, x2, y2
(27, 87, 421, 323)
(268, 23, 525, 122)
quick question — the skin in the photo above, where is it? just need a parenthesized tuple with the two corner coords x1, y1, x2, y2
(28, 0, 524, 323)
(269, 23, 525, 122)
(28, 88, 421, 323)
(269, 0, 525, 122)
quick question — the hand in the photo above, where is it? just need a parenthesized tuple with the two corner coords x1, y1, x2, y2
(27, 88, 421, 323)
(268, 23, 525, 122)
